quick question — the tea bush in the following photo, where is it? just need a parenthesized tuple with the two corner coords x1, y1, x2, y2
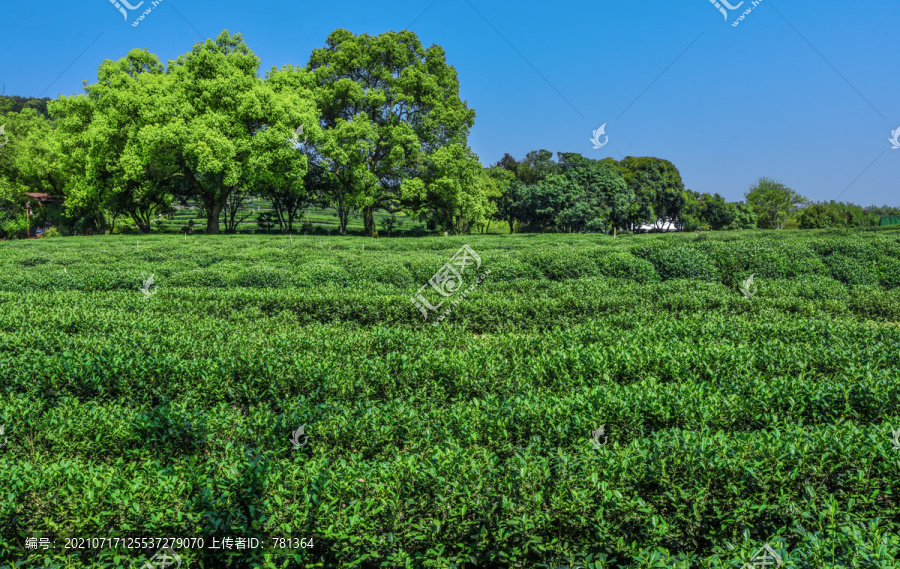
(631, 244, 720, 282)
(522, 250, 604, 280)
(825, 254, 877, 285)
(1, 228, 899, 567)
(590, 251, 661, 283)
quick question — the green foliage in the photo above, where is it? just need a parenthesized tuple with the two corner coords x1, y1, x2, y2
(1, 212, 900, 567)
(632, 243, 720, 281)
(515, 155, 632, 234)
(346, 254, 416, 288)
(591, 251, 661, 283)
(232, 265, 294, 288)
(298, 259, 353, 287)
(616, 156, 686, 230)
(745, 177, 807, 229)
(824, 254, 876, 285)
(724, 201, 758, 230)
(307, 28, 476, 236)
(522, 249, 603, 280)
(256, 211, 279, 233)
(402, 144, 496, 234)
(698, 239, 828, 287)
(797, 201, 894, 229)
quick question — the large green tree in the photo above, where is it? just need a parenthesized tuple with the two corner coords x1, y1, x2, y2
(155, 31, 316, 233)
(0, 108, 67, 236)
(516, 149, 558, 186)
(745, 177, 806, 229)
(306, 29, 476, 235)
(516, 153, 630, 234)
(616, 156, 685, 231)
(0, 107, 65, 199)
(486, 164, 518, 233)
(52, 49, 174, 233)
(557, 152, 631, 234)
(401, 144, 497, 234)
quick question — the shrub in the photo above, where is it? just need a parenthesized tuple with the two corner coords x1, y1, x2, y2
(168, 268, 229, 288)
(632, 244, 720, 282)
(592, 251, 661, 283)
(232, 266, 293, 288)
(481, 255, 546, 282)
(522, 250, 602, 280)
(699, 240, 827, 287)
(296, 259, 352, 287)
(346, 255, 416, 288)
(824, 254, 876, 286)
(876, 257, 900, 289)
(810, 238, 880, 262)
(790, 274, 850, 301)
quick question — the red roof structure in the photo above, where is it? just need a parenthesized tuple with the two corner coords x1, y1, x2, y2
(24, 192, 64, 203)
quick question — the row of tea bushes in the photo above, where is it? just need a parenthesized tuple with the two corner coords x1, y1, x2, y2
(2, 312, 898, 408)
(3, 422, 899, 566)
(3, 275, 898, 332)
(2, 231, 900, 567)
(1, 231, 899, 292)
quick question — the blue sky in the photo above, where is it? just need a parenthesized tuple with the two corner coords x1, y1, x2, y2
(1, 1, 898, 206)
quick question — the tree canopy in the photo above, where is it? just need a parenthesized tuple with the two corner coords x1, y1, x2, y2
(304, 29, 476, 235)
(2, 29, 892, 238)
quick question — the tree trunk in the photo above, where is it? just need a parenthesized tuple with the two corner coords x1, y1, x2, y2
(207, 201, 225, 234)
(363, 206, 375, 236)
(508, 218, 514, 234)
(338, 209, 349, 234)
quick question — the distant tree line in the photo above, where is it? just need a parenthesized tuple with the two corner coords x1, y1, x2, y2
(489, 151, 759, 234)
(0, 30, 897, 239)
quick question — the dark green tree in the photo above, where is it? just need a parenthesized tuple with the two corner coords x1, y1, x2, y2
(616, 156, 685, 231)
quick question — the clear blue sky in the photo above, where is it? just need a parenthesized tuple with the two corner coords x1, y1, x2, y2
(2, 1, 898, 206)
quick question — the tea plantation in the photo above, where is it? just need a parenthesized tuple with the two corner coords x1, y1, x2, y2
(1, 229, 899, 568)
